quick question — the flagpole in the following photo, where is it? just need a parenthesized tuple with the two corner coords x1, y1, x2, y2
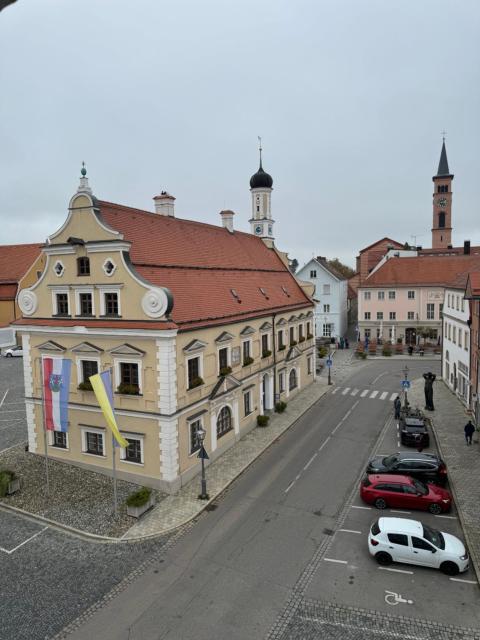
(39, 358, 50, 496)
(110, 367, 118, 516)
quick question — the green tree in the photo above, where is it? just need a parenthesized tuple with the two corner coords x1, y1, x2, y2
(327, 258, 355, 279)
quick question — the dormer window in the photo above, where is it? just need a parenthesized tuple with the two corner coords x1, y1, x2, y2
(77, 257, 90, 276)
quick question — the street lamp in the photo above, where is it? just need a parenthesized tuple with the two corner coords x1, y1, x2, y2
(196, 427, 209, 500)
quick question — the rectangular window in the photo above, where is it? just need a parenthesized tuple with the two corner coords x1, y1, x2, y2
(364, 291, 371, 300)
(187, 356, 200, 388)
(377, 291, 384, 300)
(444, 322, 448, 338)
(86, 431, 104, 456)
(459, 328, 462, 346)
(364, 312, 371, 320)
(461, 298, 465, 313)
(279, 371, 285, 393)
(124, 437, 142, 464)
(407, 311, 414, 320)
(242, 340, 251, 362)
(388, 291, 396, 300)
(448, 324, 451, 340)
(323, 304, 330, 313)
(408, 290, 415, 299)
(119, 362, 139, 393)
(439, 303, 443, 317)
(219, 347, 229, 371)
(306, 321, 311, 337)
(104, 292, 119, 316)
(189, 419, 202, 455)
(81, 359, 98, 383)
(307, 356, 312, 374)
(465, 331, 469, 351)
(389, 312, 396, 320)
(77, 256, 90, 276)
(277, 330, 284, 349)
(298, 324, 304, 340)
(52, 431, 67, 449)
(310, 270, 317, 278)
(448, 294, 451, 307)
(376, 312, 383, 320)
(376, 327, 381, 339)
(323, 324, 331, 337)
(456, 296, 459, 311)
(56, 293, 69, 316)
(262, 333, 270, 354)
(79, 292, 93, 316)
(427, 303, 435, 320)
(243, 390, 252, 416)
(364, 328, 371, 338)
(289, 327, 295, 344)
(452, 326, 456, 343)
(323, 284, 330, 295)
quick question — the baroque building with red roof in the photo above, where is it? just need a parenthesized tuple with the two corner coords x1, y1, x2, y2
(14, 163, 316, 492)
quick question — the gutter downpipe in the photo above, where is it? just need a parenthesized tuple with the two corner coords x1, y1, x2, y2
(272, 313, 277, 408)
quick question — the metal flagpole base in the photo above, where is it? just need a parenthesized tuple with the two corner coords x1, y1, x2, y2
(198, 493, 210, 500)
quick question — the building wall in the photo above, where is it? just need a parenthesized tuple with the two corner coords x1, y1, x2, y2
(443, 288, 470, 407)
(470, 299, 480, 427)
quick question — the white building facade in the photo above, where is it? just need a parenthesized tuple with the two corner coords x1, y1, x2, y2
(297, 257, 348, 340)
(443, 286, 470, 407)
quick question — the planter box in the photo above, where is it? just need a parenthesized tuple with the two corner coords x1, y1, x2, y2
(126, 494, 155, 518)
(6, 478, 20, 495)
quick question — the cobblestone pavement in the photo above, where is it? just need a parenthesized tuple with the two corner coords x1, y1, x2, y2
(0, 357, 27, 452)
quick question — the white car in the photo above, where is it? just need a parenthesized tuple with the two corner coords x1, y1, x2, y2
(368, 517, 469, 576)
(3, 345, 23, 357)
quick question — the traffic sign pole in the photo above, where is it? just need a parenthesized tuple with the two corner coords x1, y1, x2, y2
(326, 356, 332, 385)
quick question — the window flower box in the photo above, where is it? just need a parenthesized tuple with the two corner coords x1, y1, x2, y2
(298, 336, 305, 343)
(242, 356, 254, 367)
(278, 345, 286, 351)
(188, 376, 204, 390)
(307, 333, 314, 340)
(219, 366, 232, 377)
(78, 380, 93, 391)
(116, 383, 140, 395)
(262, 349, 272, 358)
(126, 487, 155, 518)
(290, 340, 297, 346)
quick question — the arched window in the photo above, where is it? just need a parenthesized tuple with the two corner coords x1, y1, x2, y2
(216, 406, 232, 439)
(438, 212, 446, 228)
(77, 256, 90, 276)
(289, 369, 297, 391)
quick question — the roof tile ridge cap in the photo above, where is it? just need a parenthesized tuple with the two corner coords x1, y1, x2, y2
(134, 263, 286, 272)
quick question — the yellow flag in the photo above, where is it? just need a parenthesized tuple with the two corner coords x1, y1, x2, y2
(89, 372, 129, 448)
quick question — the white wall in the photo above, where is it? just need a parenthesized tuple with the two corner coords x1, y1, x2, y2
(443, 288, 470, 407)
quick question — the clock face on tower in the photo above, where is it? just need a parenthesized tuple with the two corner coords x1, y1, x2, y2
(255, 225, 262, 235)
(437, 197, 447, 207)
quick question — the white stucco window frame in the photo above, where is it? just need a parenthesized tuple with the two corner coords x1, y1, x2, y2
(119, 432, 145, 465)
(48, 430, 70, 451)
(114, 357, 143, 395)
(80, 426, 106, 458)
(51, 287, 71, 316)
(98, 286, 122, 316)
(76, 356, 101, 385)
(53, 259, 65, 278)
(243, 389, 253, 416)
(241, 338, 253, 362)
(185, 353, 204, 389)
(102, 257, 117, 277)
(74, 286, 96, 317)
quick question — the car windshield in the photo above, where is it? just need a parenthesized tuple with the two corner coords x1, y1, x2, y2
(412, 478, 428, 495)
(382, 454, 398, 467)
(423, 524, 445, 549)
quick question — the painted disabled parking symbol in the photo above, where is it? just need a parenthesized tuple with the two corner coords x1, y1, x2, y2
(385, 590, 413, 606)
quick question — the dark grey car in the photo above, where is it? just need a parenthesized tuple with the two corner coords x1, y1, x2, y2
(366, 452, 447, 485)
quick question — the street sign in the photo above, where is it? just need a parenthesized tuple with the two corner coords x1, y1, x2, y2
(197, 446, 209, 460)
(401, 380, 411, 389)
(326, 358, 333, 368)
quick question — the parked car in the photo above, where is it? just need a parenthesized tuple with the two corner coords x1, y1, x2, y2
(400, 415, 430, 448)
(2, 345, 23, 358)
(368, 517, 469, 575)
(360, 474, 452, 514)
(366, 452, 447, 485)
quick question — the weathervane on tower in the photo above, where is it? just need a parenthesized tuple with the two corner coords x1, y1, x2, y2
(258, 136, 262, 167)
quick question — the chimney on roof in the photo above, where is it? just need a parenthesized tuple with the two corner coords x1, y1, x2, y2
(464, 240, 471, 255)
(153, 191, 175, 216)
(220, 209, 235, 233)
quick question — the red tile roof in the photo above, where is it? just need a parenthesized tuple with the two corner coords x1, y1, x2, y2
(358, 237, 403, 255)
(465, 273, 480, 299)
(13, 318, 179, 331)
(98, 201, 312, 330)
(0, 243, 42, 284)
(365, 255, 480, 288)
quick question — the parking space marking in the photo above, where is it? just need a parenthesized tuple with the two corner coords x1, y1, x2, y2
(338, 529, 362, 534)
(303, 453, 317, 470)
(331, 387, 339, 394)
(318, 436, 331, 452)
(341, 387, 351, 395)
(285, 481, 295, 493)
(0, 390, 9, 408)
(390, 510, 411, 514)
(378, 566, 414, 574)
(436, 514, 458, 519)
(379, 391, 388, 400)
(351, 505, 371, 510)
(450, 578, 477, 584)
(370, 390, 379, 399)
(360, 390, 369, 397)
(0, 526, 48, 555)
(324, 558, 348, 564)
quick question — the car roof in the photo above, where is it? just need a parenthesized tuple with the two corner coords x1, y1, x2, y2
(369, 474, 413, 484)
(395, 452, 438, 461)
(378, 517, 423, 535)
(404, 418, 425, 427)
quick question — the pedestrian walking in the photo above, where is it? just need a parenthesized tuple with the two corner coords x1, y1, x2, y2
(345, 337, 349, 349)
(394, 396, 401, 420)
(464, 420, 475, 445)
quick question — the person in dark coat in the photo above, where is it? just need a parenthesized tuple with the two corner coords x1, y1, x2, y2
(464, 420, 475, 445)
(394, 396, 401, 420)
(423, 372, 436, 411)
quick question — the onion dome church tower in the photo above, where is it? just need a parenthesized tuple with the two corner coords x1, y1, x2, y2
(249, 139, 275, 247)
(432, 138, 454, 249)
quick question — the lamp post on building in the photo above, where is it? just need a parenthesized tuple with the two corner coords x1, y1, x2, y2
(196, 427, 209, 500)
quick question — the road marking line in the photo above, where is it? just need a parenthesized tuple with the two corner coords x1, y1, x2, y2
(0, 526, 48, 555)
(338, 529, 362, 534)
(324, 558, 348, 564)
(435, 515, 458, 519)
(390, 510, 411, 514)
(379, 391, 388, 400)
(342, 388, 351, 395)
(360, 390, 369, 397)
(331, 387, 340, 394)
(351, 505, 371, 510)
(390, 393, 397, 401)
(450, 578, 477, 584)
(285, 481, 295, 493)
(295, 473, 301, 481)
(318, 436, 331, 452)
(378, 567, 413, 574)
(370, 390, 379, 399)
(371, 371, 388, 384)
(304, 453, 317, 470)
(0, 390, 9, 408)
(351, 389, 359, 396)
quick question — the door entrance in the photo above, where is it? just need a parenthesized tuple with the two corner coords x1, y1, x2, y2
(405, 328, 416, 345)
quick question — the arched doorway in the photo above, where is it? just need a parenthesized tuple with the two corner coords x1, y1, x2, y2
(289, 369, 298, 391)
(216, 406, 233, 439)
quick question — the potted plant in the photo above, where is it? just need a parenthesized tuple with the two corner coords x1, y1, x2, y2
(78, 380, 93, 391)
(290, 340, 298, 346)
(318, 346, 328, 358)
(262, 349, 272, 358)
(188, 376, 204, 389)
(126, 486, 155, 518)
(219, 366, 232, 377)
(298, 336, 305, 343)
(243, 356, 254, 367)
(0, 470, 20, 497)
(278, 344, 286, 351)
(275, 401, 287, 413)
(257, 415, 269, 427)
(117, 383, 140, 395)
(307, 333, 314, 340)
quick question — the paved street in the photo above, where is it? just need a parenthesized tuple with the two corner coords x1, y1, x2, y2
(0, 357, 27, 452)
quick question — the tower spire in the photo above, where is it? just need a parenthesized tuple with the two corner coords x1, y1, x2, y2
(258, 136, 263, 169)
(436, 136, 451, 176)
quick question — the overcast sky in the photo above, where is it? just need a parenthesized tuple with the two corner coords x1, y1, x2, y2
(1, 0, 479, 269)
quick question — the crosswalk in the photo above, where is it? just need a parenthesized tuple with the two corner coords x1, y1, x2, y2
(332, 387, 398, 401)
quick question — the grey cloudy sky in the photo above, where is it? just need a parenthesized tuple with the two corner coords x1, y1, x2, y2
(1, 0, 479, 269)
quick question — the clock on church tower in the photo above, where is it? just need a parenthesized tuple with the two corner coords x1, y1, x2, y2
(249, 140, 275, 244)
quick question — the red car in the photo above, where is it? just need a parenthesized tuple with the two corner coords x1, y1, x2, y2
(360, 474, 452, 514)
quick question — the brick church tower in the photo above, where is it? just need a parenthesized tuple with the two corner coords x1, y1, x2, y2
(432, 139, 454, 249)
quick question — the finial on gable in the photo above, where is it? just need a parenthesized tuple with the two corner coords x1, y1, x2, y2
(77, 161, 92, 194)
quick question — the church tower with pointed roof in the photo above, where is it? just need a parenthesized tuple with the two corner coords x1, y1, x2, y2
(432, 138, 454, 249)
(249, 139, 275, 247)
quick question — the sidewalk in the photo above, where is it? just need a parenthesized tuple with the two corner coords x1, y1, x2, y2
(409, 378, 480, 583)
(124, 375, 330, 539)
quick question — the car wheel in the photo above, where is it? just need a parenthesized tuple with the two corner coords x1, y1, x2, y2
(6, 353, 12, 358)
(428, 503, 442, 515)
(374, 498, 387, 509)
(375, 551, 392, 566)
(440, 561, 459, 576)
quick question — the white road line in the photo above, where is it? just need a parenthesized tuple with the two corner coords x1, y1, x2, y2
(342, 388, 351, 395)
(0, 526, 48, 555)
(390, 393, 397, 401)
(435, 515, 458, 519)
(351, 389, 359, 396)
(324, 558, 348, 564)
(304, 453, 317, 470)
(318, 436, 331, 452)
(360, 390, 369, 397)
(378, 567, 413, 575)
(338, 529, 362, 534)
(390, 510, 411, 514)
(285, 481, 295, 493)
(371, 371, 388, 384)
(0, 390, 9, 408)
(450, 578, 477, 584)
(370, 390, 379, 399)
(351, 505, 371, 510)
(379, 391, 388, 400)
(295, 473, 301, 481)
(331, 387, 340, 394)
